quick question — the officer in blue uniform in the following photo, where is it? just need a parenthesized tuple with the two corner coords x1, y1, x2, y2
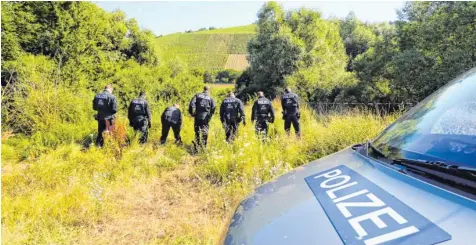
(128, 91, 152, 144)
(281, 87, 300, 137)
(220, 92, 246, 142)
(93, 84, 117, 146)
(160, 104, 182, 144)
(189, 86, 216, 148)
(251, 91, 275, 137)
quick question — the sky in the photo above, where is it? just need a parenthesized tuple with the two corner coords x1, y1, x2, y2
(96, 1, 405, 36)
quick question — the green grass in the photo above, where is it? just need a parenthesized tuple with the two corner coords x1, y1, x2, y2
(156, 25, 255, 71)
(2, 102, 397, 245)
(194, 25, 256, 34)
(208, 83, 235, 97)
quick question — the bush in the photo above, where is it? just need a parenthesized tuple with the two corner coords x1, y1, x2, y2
(203, 70, 215, 83)
(197, 103, 396, 187)
(215, 69, 241, 84)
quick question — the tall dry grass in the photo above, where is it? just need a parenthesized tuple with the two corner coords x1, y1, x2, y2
(1, 102, 396, 244)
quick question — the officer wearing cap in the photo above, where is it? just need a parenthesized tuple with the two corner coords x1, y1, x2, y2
(189, 86, 216, 148)
(160, 104, 182, 144)
(281, 87, 301, 137)
(220, 91, 246, 142)
(93, 84, 117, 146)
(128, 91, 152, 144)
(251, 91, 275, 137)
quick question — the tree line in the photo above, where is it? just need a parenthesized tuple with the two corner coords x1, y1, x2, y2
(1, 1, 476, 148)
(1, 2, 204, 149)
(237, 2, 476, 104)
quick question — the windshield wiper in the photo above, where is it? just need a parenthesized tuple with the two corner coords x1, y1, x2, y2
(364, 142, 476, 190)
(393, 158, 476, 188)
(393, 158, 476, 175)
(366, 141, 388, 159)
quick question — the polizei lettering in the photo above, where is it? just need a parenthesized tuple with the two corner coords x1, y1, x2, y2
(305, 165, 451, 245)
(316, 168, 417, 244)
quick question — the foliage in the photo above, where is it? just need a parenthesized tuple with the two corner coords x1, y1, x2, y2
(244, 2, 302, 98)
(215, 69, 241, 83)
(1, 55, 95, 153)
(343, 24, 399, 103)
(342, 2, 476, 103)
(395, 1, 476, 101)
(235, 69, 255, 101)
(1, 1, 204, 153)
(203, 70, 215, 83)
(339, 12, 377, 70)
(233, 2, 476, 104)
(1, 2, 158, 82)
(285, 8, 355, 102)
(241, 3, 352, 101)
(123, 19, 159, 66)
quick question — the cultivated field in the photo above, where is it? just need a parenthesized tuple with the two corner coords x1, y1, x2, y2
(224, 54, 249, 71)
(156, 25, 255, 71)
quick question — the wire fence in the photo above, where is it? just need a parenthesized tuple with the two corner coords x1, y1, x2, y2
(308, 102, 415, 116)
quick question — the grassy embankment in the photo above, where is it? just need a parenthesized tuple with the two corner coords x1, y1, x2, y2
(2, 100, 396, 245)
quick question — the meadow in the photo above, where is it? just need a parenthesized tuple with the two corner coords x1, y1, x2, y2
(2, 101, 396, 245)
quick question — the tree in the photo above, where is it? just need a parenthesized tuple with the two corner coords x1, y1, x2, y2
(396, 1, 476, 100)
(348, 23, 399, 103)
(203, 70, 214, 83)
(339, 12, 377, 71)
(285, 8, 352, 102)
(242, 3, 351, 102)
(246, 2, 303, 98)
(123, 20, 159, 66)
(344, 2, 476, 104)
(1, 1, 159, 87)
(215, 69, 240, 83)
(1, 1, 207, 138)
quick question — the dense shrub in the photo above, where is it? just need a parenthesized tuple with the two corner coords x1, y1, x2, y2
(215, 69, 240, 83)
(241, 3, 352, 100)
(338, 2, 476, 103)
(1, 2, 205, 153)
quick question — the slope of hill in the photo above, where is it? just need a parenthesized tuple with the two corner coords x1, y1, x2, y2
(195, 24, 256, 34)
(156, 25, 255, 71)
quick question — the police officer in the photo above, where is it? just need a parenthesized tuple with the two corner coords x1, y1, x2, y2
(189, 86, 216, 148)
(93, 84, 118, 146)
(251, 91, 275, 137)
(220, 92, 246, 142)
(160, 104, 182, 144)
(281, 87, 301, 137)
(128, 91, 151, 144)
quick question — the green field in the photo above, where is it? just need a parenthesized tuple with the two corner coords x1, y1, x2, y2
(156, 25, 255, 71)
(194, 25, 256, 34)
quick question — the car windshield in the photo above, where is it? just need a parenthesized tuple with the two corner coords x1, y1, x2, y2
(372, 67, 476, 168)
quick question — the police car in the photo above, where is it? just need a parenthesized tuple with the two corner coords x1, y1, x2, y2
(220, 67, 476, 245)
